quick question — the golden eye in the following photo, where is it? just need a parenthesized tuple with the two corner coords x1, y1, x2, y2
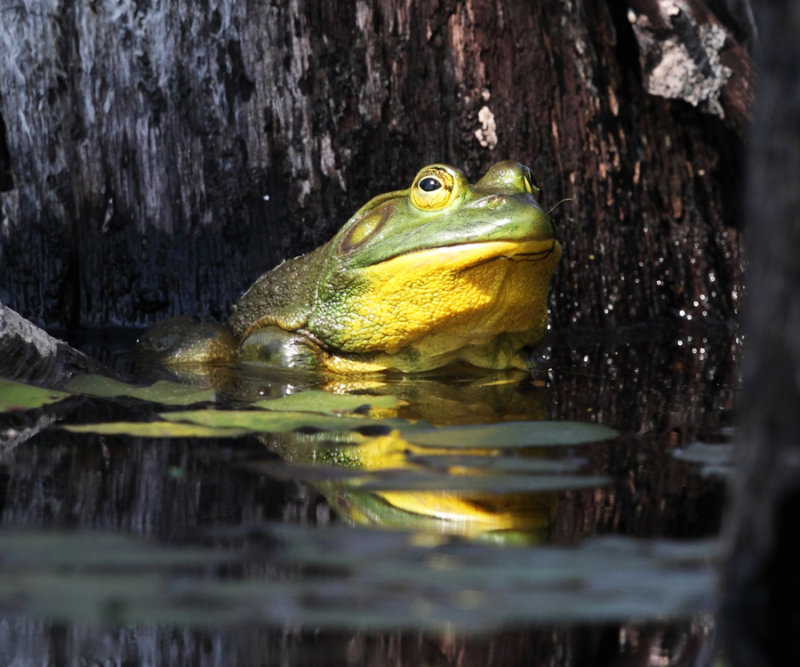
(521, 168, 534, 193)
(410, 166, 459, 211)
(521, 165, 541, 198)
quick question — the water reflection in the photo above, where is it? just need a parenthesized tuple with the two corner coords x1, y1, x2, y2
(267, 430, 561, 542)
(0, 327, 736, 665)
(247, 377, 566, 543)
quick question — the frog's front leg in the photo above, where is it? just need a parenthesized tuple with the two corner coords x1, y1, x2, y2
(239, 326, 325, 370)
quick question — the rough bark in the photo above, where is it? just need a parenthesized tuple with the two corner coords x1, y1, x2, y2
(721, 2, 800, 665)
(0, 0, 748, 334)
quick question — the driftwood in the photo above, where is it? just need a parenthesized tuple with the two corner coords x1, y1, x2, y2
(0, 301, 102, 386)
(0, 0, 750, 335)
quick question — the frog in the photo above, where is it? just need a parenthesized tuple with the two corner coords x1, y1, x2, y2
(137, 161, 561, 374)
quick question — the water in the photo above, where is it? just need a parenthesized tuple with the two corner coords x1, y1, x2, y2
(0, 325, 736, 665)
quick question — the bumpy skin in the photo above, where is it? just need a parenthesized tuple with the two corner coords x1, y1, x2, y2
(153, 161, 562, 373)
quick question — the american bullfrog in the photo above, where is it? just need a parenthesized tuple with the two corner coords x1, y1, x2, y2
(139, 161, 561, 373)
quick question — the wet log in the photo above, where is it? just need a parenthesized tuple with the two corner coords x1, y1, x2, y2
(0, 0, 749, 334)
(721, 2, 800, 665)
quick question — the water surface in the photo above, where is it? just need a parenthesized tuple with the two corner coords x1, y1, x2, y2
(0, 326, 736, 665)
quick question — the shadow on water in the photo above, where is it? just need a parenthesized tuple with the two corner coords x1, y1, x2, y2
(0, 325, 736, 665)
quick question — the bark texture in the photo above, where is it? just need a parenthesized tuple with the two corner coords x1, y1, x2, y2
(721, 2, 800, 665)
(0, 0, 749, 332)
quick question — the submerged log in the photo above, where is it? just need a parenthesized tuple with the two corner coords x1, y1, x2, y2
(0, 0, 749, 334)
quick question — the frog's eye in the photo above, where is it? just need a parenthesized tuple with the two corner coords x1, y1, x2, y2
(521, 166, 541, 198)
(410, 166, 460, 211)
(419, 177, 441, 192)
(474, 161, 541, 198)
(521, 167, 534, 193)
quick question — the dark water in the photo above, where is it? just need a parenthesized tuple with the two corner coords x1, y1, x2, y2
(0, 325, 736, 666)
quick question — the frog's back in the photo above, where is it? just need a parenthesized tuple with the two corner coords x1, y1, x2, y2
(227, 242, 330, 338)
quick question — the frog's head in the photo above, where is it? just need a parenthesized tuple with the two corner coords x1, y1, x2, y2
(328, 161, 555, 266)
(309, 161, 562, 364)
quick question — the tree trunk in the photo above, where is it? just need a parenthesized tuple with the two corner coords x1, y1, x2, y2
(721, 2, 800, 665)
(0, 0, 748, 333)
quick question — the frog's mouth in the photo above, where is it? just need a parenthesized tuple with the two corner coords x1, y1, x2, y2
(372, 238, 561, 274)
(456, 239, 560, 271)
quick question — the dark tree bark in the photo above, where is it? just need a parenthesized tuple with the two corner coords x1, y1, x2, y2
(721, 2, 800, 665)
(0, 0, 749, 333)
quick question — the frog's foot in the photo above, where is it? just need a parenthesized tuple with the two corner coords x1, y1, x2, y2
(136, 316, 238, 365)
(239, 326, 325, 370)
(457, 332, 534, 371)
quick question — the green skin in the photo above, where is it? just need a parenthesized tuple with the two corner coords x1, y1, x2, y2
(137, 161, 559, 373)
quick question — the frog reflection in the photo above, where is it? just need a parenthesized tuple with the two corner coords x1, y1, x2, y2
(314, 431, 557, 543)
(263, 381, 559, 544)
